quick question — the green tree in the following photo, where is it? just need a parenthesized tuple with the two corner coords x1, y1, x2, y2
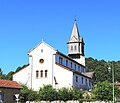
(92, 81, 120, 101)
(27, 90, 38, 101)
(20, 84, 38, 102)
(95, 64, 109, 83)
(68, 88, 83, 100)
(113, 61, 120, 82)
(0, 74, 6, 79)
(92, 81, 112, 101)
(86, 57, 120, 84)
(0, 68, 6, 80)
(0, 68, 3, 74)
(15, 64, 29, 72)
(57, 87, 70, 101)
(6, 71, 14, 80)
(38, 84, 57, 101)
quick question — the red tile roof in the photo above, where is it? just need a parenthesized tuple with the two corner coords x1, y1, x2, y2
(0, 80, 22, 89)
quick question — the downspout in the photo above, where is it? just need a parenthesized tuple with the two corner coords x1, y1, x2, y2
(52, 54, 56, 87)
(31, 56, 33, 89)
(28, 54, 33, 89)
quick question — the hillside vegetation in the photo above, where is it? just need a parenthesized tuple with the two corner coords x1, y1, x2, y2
(86, 57, 120, 83)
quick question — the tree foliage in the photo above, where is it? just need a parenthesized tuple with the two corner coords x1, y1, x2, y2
(92, 81, 120, 101)
(92, 81, 113, 101)
(38, 84, 57, 101)
(38, 85, 83, 101)
(19, 84, 38, 102)
(86, 57, 120, 83)
(5, 71, 14, 80)
(0, 68, 3, 74)
(0, 68, 14, 80)
(19, 83, 120, 102)
(15, 64, 29, 72)
(20, 84, 83, 102)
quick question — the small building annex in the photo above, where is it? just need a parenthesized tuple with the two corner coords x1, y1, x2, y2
(0, 80, 22, 103)
(13, 20, 93, 91)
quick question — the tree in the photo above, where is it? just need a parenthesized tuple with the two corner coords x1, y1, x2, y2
(0, 74, 6, 79)
(95, 64, 109, 83)
(92, 81, 120, 101)
(92, 81, 112, 101)
(6, 71, 14, 80)
(68, 88, 83, 100)
(0, 68, 3, 75)
(27, 90, 38, 101)
(57, 87, 70, 101)
(15, 64, 29, 72)
(0, 68, 5, 79)
(38, 84, 57, 101)
(19, 84, 38, 102)
(86, 57, 120, 84)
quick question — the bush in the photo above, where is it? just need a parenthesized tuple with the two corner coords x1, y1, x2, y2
(38, 84, 57, 101)
(19, 84, 38, 102)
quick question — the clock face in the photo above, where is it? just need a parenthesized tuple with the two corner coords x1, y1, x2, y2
(39, 59, 44, 63)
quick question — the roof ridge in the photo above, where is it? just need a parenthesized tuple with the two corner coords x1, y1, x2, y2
(28, 40, 56, 54)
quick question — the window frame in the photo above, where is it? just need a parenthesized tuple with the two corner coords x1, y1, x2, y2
(75, 64, 76, 70)
(45, 70, 48, 78)
(74, 45, 77, 51)
(71, 62, 72, 69)
(36, 70, 39, 78)
(71, 45, 73, 51)
(59, 57, 63, 65)
(40, 70, 43, 78)
(82, 77, 84, 84)
(76, 76, 78, 82)
(66, 60, 68, 67)
(0, 93, 4, 101)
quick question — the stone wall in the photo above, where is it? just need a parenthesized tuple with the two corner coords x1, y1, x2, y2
(26, 100, 113, 103)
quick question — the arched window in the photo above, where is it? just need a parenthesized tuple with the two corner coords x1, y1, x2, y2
(36, 70, 39, 78)
(78, 66, 80, 72)
(71, 62, 72, 68)
(45, 70, 48, 77)
(76, 76, 78, 82)
(75, 64, 76, 70)
(66, 60, 68, 67)
(40, 70, 43, 77)
(86, 78, 87, 85)
(74, 45, 77, 51)
(71, 46, 73, 51)
(82, 77, 84, 84)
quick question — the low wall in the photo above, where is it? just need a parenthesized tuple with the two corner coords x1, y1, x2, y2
(26, 100, 113, 103)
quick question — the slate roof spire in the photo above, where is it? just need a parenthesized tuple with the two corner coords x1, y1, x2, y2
(67, 19, 85, 62)
(68, 19, 81, 43)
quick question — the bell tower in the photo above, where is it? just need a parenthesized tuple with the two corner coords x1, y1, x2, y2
(67, 19, 85, 66)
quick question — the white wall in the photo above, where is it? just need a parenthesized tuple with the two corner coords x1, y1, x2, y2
(74, 56, 85, 67)
(53, 63, 73, 89)
(13, 65, 31, 88)
(28, 42, 56, 91)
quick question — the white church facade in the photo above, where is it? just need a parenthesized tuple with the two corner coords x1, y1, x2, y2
(13, 20, 93, 91)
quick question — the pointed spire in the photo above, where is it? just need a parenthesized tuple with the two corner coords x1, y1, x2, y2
(42, 38, 44, 42)
(69, 19, 81, 42)
(74, 16, 76, 22)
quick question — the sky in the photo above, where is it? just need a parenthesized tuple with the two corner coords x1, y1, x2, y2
(0, 0, 120, 74)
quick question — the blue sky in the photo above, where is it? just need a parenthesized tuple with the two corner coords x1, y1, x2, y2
(0, 0, 120, 74)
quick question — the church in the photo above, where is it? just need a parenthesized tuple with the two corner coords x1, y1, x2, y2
(13, 19, 93, 91)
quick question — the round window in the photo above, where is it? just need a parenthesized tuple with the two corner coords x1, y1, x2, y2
(39, 59, 44, 63)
